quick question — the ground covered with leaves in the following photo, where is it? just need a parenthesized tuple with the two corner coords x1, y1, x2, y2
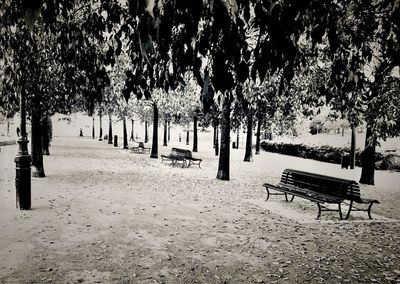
(1, 136, 399, 283)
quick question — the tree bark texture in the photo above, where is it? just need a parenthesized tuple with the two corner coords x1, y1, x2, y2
(150, 104, 158, 159)
(350, 125, 356, 169)
(217, 97, 230, 180)
(359, 126, 376, 185)
(193, 115, 198, 152)
(123, 117, 128, 149)
(255, 117, 261, 155)
(31, 103, 45, 178)
(163, 120, 168, 146)
(108, 115, 113, 144)
(244, 113, 253, 162)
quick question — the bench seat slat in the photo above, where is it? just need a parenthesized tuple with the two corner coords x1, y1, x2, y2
(266, 183, 343, 203)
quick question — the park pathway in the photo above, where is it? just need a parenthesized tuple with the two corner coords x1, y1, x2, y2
(1, 137, 399, 283)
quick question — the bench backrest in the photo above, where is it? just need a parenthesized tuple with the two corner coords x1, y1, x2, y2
(171, 148, 187, 157)
(280, 169, 361, 201)
(131, 141, 145, 148)
(171, 148, 193, 159)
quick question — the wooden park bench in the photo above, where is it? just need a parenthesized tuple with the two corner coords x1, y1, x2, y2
(262, 169, 380, 220)
(161, 148, 202, 168)
(130, 141, 150, 154)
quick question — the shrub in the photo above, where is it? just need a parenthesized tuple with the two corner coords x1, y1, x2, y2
(260, 141, 395, 170)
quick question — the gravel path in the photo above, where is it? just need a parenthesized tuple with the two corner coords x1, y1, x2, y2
(1, 136, 399, 283)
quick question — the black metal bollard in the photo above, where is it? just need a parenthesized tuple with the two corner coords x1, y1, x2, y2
(114, 135, 118, 147)
(341, 153, 350, 169)
(15, 140, 32, 210)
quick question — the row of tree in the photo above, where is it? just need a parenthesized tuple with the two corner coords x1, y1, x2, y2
(1, 0, 399, 185)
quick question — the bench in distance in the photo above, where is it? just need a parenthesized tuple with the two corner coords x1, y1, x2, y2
(130, 142, 150, 154)
(161, 148, 202, 168)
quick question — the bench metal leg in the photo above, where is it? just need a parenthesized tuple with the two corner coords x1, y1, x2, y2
(345, 200, 376, 220)
(367, 202, 374, 220)
(265, 188, 292, 202)
(345, 200, 353, 220)
(285, 194, 295, 202)
(317, 202, 344, 220)
(317, 203, 321, 220)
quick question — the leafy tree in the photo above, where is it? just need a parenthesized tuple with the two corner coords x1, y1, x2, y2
(325, 0, 400, 184)
(1, 0, 119, 178)
(165, 77, 202, 151)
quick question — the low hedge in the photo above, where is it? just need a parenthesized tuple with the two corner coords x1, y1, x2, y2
(260, 141, 398, 170)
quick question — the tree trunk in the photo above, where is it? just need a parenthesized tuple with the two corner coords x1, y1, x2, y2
(168, 121, 171, 142)
(350, 125, 356, 169)
(31, 104, 45, 178)
(92, 116, 95, 139)
(236, 125, 240, 149)
(359, 126, 376, 185)
(145, 120, 148, 143)
(163, 119, 168, 146)
(186, 130, 189, 145)
(214, 124, 219, 156)
(123, 117, 128, 149)
(42, 114, 50, 155)
(244, 113, 253, 162)
(150, 104, 158, 159)
(215, 126, 219, 156)
(255, 117, 262, 155)
(213, 123, 217, 149)
(193, 115, 198, 152)
(99, 111, 103, 141)
(108, 115, 113, 144)
(130, 119, 134, 141)
(217, 96, 230, 180)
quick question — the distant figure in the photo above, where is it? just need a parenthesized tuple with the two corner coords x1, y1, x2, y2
(179, 133, 182, 142)
(79, 128, 83, 137)
(16, 127, 20, 137)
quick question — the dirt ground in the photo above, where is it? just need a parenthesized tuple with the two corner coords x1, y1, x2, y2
(1, 135, 400, 283)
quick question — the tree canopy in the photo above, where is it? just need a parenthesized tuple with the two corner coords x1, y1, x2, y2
(1, 0, 399, 183)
